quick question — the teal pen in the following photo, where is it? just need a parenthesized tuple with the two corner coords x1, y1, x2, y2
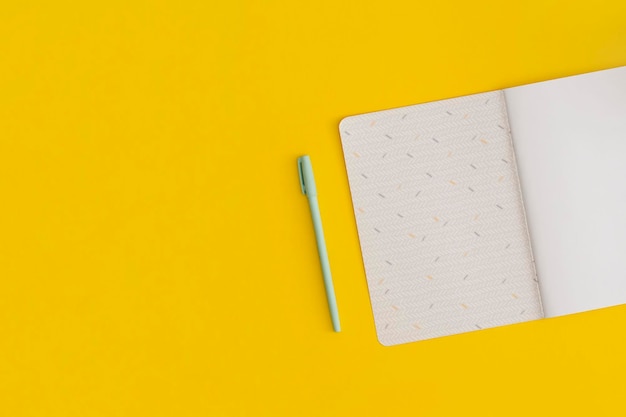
(297, 155, 341, 332)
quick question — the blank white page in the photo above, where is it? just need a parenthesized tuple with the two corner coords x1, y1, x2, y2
(504, 66, 626, 318)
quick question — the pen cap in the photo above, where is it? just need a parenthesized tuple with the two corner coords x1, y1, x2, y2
(297, 155, 317, 196)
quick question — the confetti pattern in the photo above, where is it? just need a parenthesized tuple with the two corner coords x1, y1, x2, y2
(339, 90, 543, 345)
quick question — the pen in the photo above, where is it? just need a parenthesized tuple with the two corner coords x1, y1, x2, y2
(297, 155, 341, 332)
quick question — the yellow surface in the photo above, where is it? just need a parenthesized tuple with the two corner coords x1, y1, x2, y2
(1, 1, 626, 415)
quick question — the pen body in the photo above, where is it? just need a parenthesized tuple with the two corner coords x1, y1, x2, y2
(307, 196, 341, 332)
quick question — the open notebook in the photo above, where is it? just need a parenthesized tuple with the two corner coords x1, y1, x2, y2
(339, 66, 626, 345)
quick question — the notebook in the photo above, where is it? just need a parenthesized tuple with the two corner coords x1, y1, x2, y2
(339, 66, 626, 345)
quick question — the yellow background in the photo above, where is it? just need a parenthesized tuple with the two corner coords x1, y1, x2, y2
(1, 1, 626, 415)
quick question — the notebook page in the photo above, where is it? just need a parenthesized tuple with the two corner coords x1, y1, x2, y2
(505, 66, 626, 318)
(339, 91, 543, 345)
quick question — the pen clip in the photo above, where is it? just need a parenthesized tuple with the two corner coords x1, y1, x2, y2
(297, 157, 307, 195)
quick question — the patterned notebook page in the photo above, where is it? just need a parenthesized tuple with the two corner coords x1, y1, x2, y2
(339, 90, 543, 345)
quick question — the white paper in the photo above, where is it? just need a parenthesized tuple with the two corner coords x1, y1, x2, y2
(504, 66, 626, 318)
